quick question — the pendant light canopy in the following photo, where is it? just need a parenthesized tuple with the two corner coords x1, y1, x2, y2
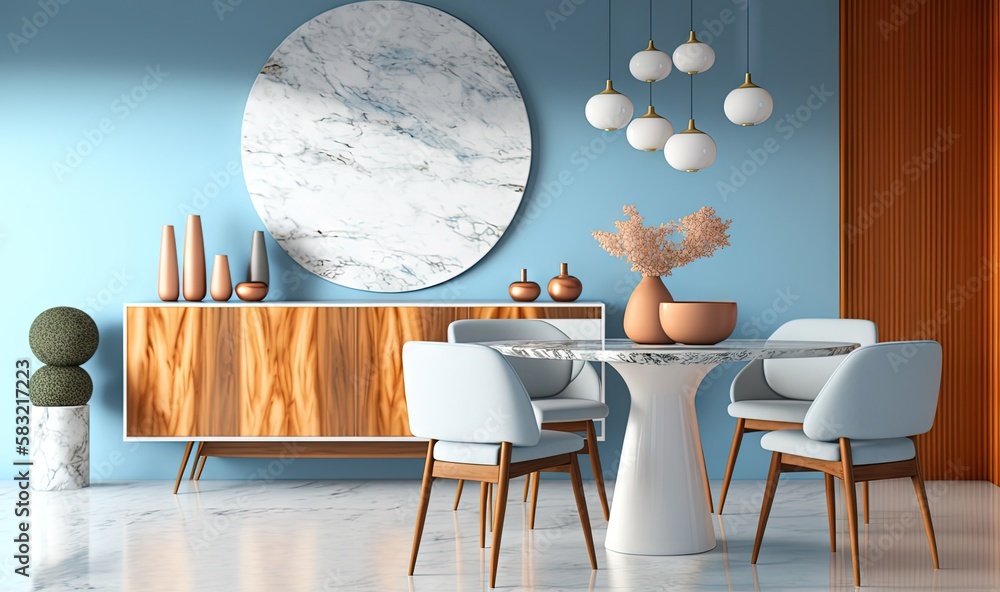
(725, 0, 773, 126)
(629, 0, 671, 82)
(665, 77, 715, 171)
(586, 0, 633, 131)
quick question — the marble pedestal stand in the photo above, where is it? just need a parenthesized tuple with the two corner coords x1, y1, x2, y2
(31, 405, 90, 491)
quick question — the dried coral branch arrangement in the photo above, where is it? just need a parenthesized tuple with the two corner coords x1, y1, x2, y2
(593, 205, 732, 277)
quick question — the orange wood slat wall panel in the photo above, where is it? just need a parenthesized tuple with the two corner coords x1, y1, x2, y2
(841, 0, 999, 483)
(990, 0, 1000, 486)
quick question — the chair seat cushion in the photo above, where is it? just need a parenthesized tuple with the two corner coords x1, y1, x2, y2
(728, 400, 812, 423)
(761, 430, 916, 465)
(433, 430, 584, 466)
(532, 398, 610, 423)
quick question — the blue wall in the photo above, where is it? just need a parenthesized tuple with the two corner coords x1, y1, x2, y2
(1, 0, 839, 482)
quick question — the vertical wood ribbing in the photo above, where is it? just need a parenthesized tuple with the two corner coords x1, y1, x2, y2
(841, 0, 997, 483)
(989, 0, 1000, 487)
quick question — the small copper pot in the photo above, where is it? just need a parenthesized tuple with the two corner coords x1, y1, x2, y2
(509, 269, 541, 302)
(547, 263, 582, 302)
(235, 281, 268, 302)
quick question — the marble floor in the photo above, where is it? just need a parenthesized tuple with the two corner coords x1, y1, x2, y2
(2, 478, 998, 591)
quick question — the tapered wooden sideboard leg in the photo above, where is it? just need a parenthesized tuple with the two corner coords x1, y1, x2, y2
(194, 456, 208, 481)
(173, 441, 194, 495)
(189, 442, 205, 480)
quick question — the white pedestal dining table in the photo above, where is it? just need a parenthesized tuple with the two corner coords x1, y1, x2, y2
(486, 338, 859, 556)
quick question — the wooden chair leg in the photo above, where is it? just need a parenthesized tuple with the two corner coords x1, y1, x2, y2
(585, 420, 611, 520)
(699, 436, 714, 514)
(751, 451, 782, 564)
(193, 455, 208, 481)
(718, 418, 746, 515)
(479, 482, 488, 549)
(862, 481, 870, 524)
(488, 483, 493, 532)
(569, 454, 598, 570)
(453, 479, 465, 511)
(172, 442, 194, 495)
(522, 473, 531, 503)
(188, 442, 204, 480)
(408, 441, 436, 576)
(489, 443, 512, 589)
(839, 438, 861, 587)
(911, 456, 940, 569)
(825, 473, 837, 553)
(529, 470, 541, 529)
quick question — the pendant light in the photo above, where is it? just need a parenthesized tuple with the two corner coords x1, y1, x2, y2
(629, 0, 671, 82)
(673, 0, 715, 75)
(627, 83, 674, 151)
(724, 0, 773, 126)
(665, 76, 716, 171)
(586, 0, 633, 131)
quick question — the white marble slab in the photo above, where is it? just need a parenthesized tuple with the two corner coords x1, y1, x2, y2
(30, 405, 89, 491)
(242, 1, 531, 293)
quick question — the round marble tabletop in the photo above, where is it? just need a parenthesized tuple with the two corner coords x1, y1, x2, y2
(484, 338, 860, 365)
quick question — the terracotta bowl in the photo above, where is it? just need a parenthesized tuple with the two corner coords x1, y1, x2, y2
(235, 281, 269, 302)
(659, 301, 738, 345)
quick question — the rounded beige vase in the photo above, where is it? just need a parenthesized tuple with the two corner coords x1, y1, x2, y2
(624, 276, 675, 344)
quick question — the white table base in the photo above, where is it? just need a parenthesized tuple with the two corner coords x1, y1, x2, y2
(605, 362, 716, 555)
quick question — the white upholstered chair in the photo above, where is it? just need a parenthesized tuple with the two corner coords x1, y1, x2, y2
(717, 318, 878, 515)
(751, 341, 942, 587)
(448, 319, 611, 523)
(403, 341, 597, 588)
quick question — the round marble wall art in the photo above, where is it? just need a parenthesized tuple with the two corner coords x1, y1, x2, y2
(241, 1, 531, 292)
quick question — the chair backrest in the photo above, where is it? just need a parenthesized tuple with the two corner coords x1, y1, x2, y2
(803, 341, 942, 441)
(763, 318, 878, 401)
(402, 341, 542, 446)
(448, 319, 575, 399)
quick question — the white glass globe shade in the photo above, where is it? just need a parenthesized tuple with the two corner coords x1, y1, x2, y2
(585, 81, 634, 131)
(673, 31, 715, 74)
(627, 108, 673, 151)
(629, 41, 672, 82)
(664, 120, 716, 172)
(724, 76, 774, 126)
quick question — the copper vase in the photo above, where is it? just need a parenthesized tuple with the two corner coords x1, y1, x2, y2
(623, 276, 674, 344)
(509, 269, 541, 302)
(210, 255, 233, 301)
(182, 214, 206, 301)
(157, 225, 179, 301)
(547, 263, 582, 302)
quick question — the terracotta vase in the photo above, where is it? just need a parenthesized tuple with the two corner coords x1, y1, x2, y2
(509, 269, 541, 302)
(235, 281, 268, 302)
(248, 230, 269, 285)
(182, 215, 206, 302)
(157, 225, 179, 301)
(210, 255, 233, 301)
(547, 263, 583, 302)
(623, 276, 675, 344)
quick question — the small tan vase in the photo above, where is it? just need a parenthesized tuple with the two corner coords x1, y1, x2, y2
(509, 269, 541, 302)
(623, 276, 675, 344)
(210, 255, 233, 301)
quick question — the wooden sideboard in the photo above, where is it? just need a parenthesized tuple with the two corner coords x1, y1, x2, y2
(123, 302, 605, 490)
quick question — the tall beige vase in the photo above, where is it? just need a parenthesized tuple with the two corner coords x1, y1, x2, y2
(623, 276, 675, 344)
(182, 215, 206, 301)
(158, 225, 179, 301)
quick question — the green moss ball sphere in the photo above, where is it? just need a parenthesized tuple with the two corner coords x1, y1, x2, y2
(29, 307, 100, 366)
(29, 365, 93, 407)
